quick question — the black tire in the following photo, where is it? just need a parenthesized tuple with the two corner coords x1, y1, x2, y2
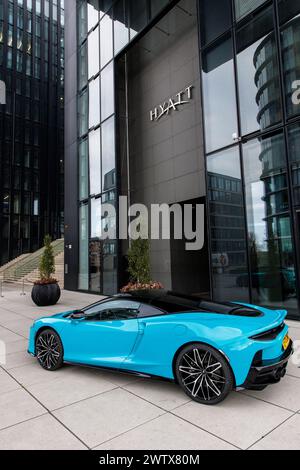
(35, 329, 64, 371)
(175, 343, 234, 405)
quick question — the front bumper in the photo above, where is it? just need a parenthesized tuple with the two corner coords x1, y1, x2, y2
(241, 340, 293, 391)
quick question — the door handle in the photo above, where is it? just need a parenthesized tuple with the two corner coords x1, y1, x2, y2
(139, 322, 147, 334)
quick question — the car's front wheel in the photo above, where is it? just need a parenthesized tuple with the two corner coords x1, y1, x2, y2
(175, 343, 234, 405)
(35, 329, 64, 371)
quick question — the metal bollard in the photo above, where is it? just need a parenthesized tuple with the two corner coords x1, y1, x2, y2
(20, 280, 26, 296)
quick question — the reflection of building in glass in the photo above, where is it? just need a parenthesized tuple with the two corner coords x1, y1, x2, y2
(0, 0, 64, 265)
(250, 32, 297, 300)
(281, 14, 300, 117)
(254, 36, 281, 130)
(208, 173, 246, 269)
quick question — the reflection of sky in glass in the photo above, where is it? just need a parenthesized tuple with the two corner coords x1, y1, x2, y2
(248, 181, 266, 247)
(207, 146, 241, 179)
(89, 129, 101, 196)
(102, 117, 115, 190)
(88, 27, 99, 78)
(91, 197, 102, 238)
(202, 59, 238, 153)
(101, 62, 114, 121)
(114, 19, 128, 55)
(243, 140, 267, 248)
(89, 77, 100, 128)
(87, 4, 99, 31)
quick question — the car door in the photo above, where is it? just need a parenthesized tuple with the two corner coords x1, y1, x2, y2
(61, 300, 140, 368)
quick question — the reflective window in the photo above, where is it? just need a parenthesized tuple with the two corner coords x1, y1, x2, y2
(101, 61, 114, 121)
(129, 0, 148, 39)
(78, 89, 88, 137)
(87, 0, 99, 32)
(101, 117, 116, 192)
(88, 77, 100, 128)
(202, 35, 238, 153)
(280, 1, 300, 118)
(78, 42, 88, 90)
(79, 204, 89, 290)
(100, 13, 113, 68)
(287, 123, 300, 206)
(150, 0, 169, 19)
(88, 26, 99, 79)
(278, 0, 300, 25)
(207, 147, 249, 302)
(236, 6, 282, 136)
(242, 133, 297, 309)
(200, 0, 232, 46)
(89, 239, 102, 291)
(113, 0, 129, 55)
(79, 138, 89, 200)
(235, 0, 267, 21)
(89, 128, 101, 195)
(91, 197, 102, 238)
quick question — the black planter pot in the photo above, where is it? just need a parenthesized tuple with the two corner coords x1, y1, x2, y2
(31, 283, 61, 307)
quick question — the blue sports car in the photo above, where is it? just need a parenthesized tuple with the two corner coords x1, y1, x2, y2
(28, 290, 293, 405)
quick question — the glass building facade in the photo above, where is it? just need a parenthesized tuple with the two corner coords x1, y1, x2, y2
(0, 0, 65, 264)
(65, 0, 300, 319)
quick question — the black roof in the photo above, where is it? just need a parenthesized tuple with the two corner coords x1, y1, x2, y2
(114, 290, 261, 317)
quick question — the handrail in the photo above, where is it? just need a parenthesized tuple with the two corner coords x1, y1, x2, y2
(3, 239, 64, 281)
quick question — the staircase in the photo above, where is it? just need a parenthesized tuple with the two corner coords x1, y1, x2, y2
(1, 239, 65, 288)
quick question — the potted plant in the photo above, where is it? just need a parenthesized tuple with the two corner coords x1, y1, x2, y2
(31, 235, 61, 307)
(121, 238, 164, 293)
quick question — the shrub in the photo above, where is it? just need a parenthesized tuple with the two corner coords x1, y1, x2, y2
(38, 235, 56, 283)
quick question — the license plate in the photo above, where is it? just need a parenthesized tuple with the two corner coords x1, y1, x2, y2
(282, 334, 290, 351)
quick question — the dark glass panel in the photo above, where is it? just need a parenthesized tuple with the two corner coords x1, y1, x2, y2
(278, 0, 300, 26)
(129, 0, 148, 39)
(200, 0, 232, 46)
(207, 146, 249, 302)
(235, 0, 267, 21)
(150, 0, 169, 19)
(287, 123, 300, 206)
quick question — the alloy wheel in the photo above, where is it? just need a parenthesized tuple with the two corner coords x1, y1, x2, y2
(36, 331, 62, 370)
(178, 348, 227, 401)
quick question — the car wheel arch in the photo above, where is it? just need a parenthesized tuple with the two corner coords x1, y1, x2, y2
(34, 326, 63, 351)
(172, 341, 236, 387)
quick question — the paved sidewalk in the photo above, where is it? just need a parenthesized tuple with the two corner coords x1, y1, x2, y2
(0, 284, 299, 450)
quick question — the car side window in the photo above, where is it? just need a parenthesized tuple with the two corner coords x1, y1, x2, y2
(85, 300, 140, 321)
(138, 303, 165, 318)
(100, 308, 139, 321)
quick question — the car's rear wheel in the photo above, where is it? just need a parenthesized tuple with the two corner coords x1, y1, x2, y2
(175, 343, 234, 405)
(35, 329, 64, 371)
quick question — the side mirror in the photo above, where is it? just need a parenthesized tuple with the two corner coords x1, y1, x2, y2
(70, 311, 86, 320)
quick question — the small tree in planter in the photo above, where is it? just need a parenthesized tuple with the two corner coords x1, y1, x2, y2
(31, 235, 61, 307)
(121, 238, 164, 292)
